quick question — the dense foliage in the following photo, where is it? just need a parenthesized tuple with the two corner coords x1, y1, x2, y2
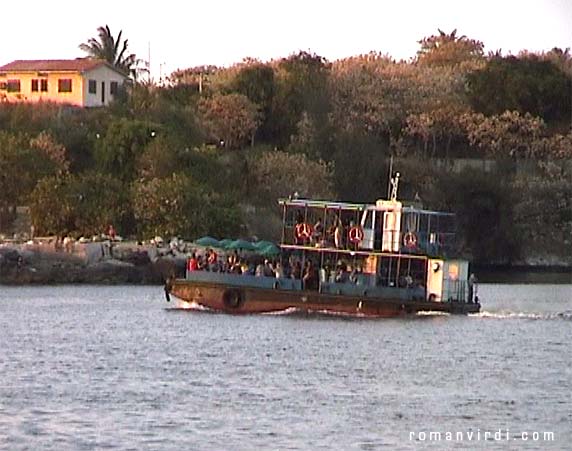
(1, 29, 570, 264)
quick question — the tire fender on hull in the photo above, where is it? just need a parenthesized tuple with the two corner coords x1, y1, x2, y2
(223, 288, 244, 309)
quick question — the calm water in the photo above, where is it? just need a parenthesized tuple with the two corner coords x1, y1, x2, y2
(0, 284, 570, 450)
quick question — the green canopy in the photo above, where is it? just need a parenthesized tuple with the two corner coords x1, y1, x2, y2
(194, 236, 220, 247)
(218, 238, 233, 249)
(253, 240, 275, 250)
(227, 239, 256, 251)
(257, 243, 280, 256)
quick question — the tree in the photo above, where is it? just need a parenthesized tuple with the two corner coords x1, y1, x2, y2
(329, 54, 467, 148)
(132, 174, 241, 239)
(231, 62, 276, 141)
(330, 130, 388, 202)
(29, 173, 128, 237)
(136, 135, 181, 180)
(248, 150, 334, 205)
(0, 131, 70, 230)
(270, 51, 331, 148)
(461, 111, 546, 159)
(402, 107, 469, 158)
(417, 29, 484, 69)
(198, 93, 261, 149)
(79, 25, 141, 78)
(465, 55, 572, 124)
(94, 118, 159, 181)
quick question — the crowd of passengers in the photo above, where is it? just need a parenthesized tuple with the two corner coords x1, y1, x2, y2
(186, 248, 383, 290)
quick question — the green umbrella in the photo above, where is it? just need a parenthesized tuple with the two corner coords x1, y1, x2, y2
(258, 243, 280, 256)
(227, 239, 256, 251)
(253, 240, 275, 250)
(218, 238, 233, 249)
(194, 236, 220, 247)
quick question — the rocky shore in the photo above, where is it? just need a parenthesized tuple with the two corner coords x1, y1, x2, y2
(0, 241, 186, 285)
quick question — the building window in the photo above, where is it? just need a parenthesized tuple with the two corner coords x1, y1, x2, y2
(0, 82, 6, 90)
(58, 79, 72, 93)
(6, 79, 20, 93)
(31, 79, 39, 92)
(40, 79, 48, 92)
(88, 79, 97, 94)
(110, 81, 118, 95)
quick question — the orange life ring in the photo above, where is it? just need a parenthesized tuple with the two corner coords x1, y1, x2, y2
(403, 232, 418, 248)
(295, 222, 313, 240)
(348, 226, 364, 244)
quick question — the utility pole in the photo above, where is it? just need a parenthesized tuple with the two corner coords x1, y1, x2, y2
(147, 42, 151, 84)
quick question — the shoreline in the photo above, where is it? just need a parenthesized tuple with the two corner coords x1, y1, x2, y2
(1, 241, 570, 286)
(2, 262, 570, 286)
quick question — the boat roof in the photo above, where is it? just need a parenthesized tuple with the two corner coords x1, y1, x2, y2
(279, 198, 368, 210)
(279, 198, 455, 216)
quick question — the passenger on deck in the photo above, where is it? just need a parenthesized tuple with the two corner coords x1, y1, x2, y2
(405, 274, 413, 287)
(263, 259, 275, 277)
(291, 261, 302, 279)
(255, 260, 265, 277)
(468, 273, 478, 302)
(187, 253, 198, 272)
(207, 248, 219, 271)
(228, 250, 239, 269)
(231, 260, 242, 274)
(335, 262, 349, 283)
(302, 261, 318, 290)
(274, 262, 284, 279)
(313, 218, 324, 243)
(349, 266, 360, 284)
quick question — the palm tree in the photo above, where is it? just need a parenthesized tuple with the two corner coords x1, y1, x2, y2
(79, 25, 142, 78)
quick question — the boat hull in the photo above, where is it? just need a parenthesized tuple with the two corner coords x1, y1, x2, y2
(166, 279, 481, 317)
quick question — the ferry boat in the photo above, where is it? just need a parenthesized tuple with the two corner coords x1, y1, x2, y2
(165, 174, 481, 317)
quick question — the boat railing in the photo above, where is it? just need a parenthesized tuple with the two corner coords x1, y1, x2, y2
(443, 279, 468, 303)
(282, 230, 457, 258)
(318, 280, 425, 301)
(185, 270, 302, 291)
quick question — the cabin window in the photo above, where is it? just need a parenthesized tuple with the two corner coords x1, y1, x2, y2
(110, 81, 118, 95)
(40, 79, 48, 92)
(6, 79, 20, 92)
(31, 79, 39, 92)
(58, 79, 72, 93)
(88, 79, 97, 94)
(361, 210, 373, 229)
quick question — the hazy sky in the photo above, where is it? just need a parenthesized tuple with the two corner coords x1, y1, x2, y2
(1, 0, 570, 79)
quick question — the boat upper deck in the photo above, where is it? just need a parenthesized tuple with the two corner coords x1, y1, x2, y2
(278, 196, 459, 259)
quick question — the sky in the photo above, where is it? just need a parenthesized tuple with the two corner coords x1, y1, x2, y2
(1, 0, 570, 80)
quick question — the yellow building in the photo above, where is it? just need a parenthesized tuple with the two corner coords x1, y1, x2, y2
(0, 59, 128, 107)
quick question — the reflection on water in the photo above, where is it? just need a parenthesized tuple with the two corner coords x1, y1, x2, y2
(0, 284, 570, 450)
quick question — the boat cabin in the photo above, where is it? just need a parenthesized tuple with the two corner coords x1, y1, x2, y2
(278, 196, 470, 303)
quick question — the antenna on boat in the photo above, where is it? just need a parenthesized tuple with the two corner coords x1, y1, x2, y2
(386, 155, 394, 200)
(390, 172, 400, 201)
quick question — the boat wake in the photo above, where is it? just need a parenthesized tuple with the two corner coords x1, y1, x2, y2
(262, 307, 303, 316)
(473, 310, 572, 321)
(263, 308, 373, 319)
(415, 311, 451, 317)
(166, 301, 213, 312)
